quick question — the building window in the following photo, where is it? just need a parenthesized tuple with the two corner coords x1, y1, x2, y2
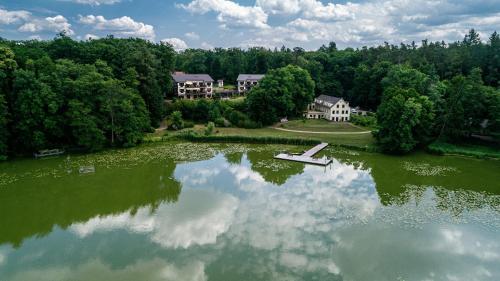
(337, 105, 340, 108)
(342, 105, 345, 108)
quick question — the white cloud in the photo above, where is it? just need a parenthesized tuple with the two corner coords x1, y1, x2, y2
(19, 15, 74, 36)
(79, 15, 155, 40)
(70, 0, 121, 5)
(0, 8, 31, 25)
(18, 23, 37, 32)
(161, 38, 188, 51)
(179, 0, 500, 49)
(256, 0, 356, 20)
(185, 32, 200, 40)
(256, 0, 302, 15)
(84, 34, 100, 40)
(179, 0, 269, 29)
(28, 35, 42, 41)
(201, 42, 214, 50)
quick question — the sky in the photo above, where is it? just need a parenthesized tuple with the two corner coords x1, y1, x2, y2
(0, 0, 499, 50)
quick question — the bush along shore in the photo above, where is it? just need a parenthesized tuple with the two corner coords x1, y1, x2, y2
(175, 132, 322, 146)
(427, 141, 500, 159)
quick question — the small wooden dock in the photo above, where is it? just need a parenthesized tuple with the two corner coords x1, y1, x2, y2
(274, 143, 332, 166)
(34, 149, 65, 159)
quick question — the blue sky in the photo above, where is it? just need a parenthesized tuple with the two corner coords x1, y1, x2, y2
(1, 0, 499, 50)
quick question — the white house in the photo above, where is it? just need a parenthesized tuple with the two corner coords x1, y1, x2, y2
(237, 74, 265, 94)
(171, 72, 214, 99)
(305, 95, 351, 122)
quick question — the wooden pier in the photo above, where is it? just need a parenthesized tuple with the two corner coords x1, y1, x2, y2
(34, 149, 65, 159)
(274, 143, 332, 166)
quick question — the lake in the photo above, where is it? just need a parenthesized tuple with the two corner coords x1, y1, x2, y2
(0, 142, 499, 281)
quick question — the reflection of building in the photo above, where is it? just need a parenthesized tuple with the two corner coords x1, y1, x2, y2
(171, 72, 214, 99)
(237, 74, 265, 94)
(306, 95, 351, 122)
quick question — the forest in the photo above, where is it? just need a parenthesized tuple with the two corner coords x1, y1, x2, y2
(0, 29, 499, 158)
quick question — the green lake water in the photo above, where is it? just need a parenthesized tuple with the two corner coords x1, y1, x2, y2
(0, 142, 499, 281)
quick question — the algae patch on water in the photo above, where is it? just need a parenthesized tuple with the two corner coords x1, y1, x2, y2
(376, 185, 500, 230)
(402, 161, 458, 176)
(253, 159, 294, 172)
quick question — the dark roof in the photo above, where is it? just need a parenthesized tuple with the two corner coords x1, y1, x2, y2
(237, 74, 265, 81)
(171, 73, 214, 83)
(316, 95, 343, 107)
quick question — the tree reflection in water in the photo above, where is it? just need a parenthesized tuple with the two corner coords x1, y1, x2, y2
(0, 145, 499, 281)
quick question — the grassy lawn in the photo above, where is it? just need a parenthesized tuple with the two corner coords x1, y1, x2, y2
(198, 125, 374, 147)
(150, 119, 375, 147)
(278, 119, 368, 132)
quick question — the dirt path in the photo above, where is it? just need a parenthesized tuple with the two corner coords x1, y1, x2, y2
(273, 127, 372, 135)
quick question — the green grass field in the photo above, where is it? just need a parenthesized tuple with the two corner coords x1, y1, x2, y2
(150, 119, 375, 148)
(166, 123, 374, 148)
(278, 119, 368, 132)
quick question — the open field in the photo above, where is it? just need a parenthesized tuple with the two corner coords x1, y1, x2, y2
(277, 119, 369, 133)
(149, 120, 376, 148)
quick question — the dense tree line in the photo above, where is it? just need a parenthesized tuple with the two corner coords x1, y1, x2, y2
(175, 30, 500, 111)
(376, 65, 500, 153)
(1, 29, 499, 158)
(0, 35, 176, 157)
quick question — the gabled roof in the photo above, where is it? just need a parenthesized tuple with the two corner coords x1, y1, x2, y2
(315, 95, 344, 108)
(237, 74, 265, 81)
(171, 73, 214, 83)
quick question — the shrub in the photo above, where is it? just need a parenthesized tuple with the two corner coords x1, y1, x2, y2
(214, 117, 227, 127)
(168, 111, 184, 130)
(184, 121, 195, 128)
(240, 119, 261, 129)
(351, 114, 377, 128)
(205, 122, 215, 136)
(225, 109, 261, 129)
(427, 141, 500, 159)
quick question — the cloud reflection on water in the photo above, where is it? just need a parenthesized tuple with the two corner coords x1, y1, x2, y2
(71, 189, 239, 249)
(6, 258, 207, 281)
(7, 151, 499, 281)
